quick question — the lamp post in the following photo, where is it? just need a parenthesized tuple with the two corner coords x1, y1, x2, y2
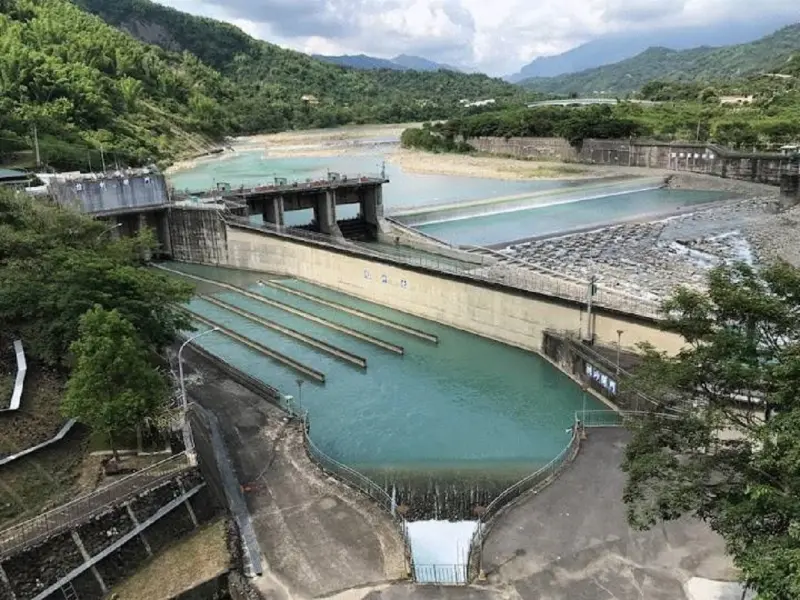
(96, 222, 122, 242)
(295, 379, 304, 412)
(178, 327, 220, 463)
(616, 329, 624, 376)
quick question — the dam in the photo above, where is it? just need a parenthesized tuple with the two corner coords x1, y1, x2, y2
(67, 152, 716, 583)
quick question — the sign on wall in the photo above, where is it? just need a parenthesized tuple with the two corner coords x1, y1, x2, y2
(585, 363, 617, 395)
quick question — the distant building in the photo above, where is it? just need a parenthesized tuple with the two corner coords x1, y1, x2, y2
(719, 95, 755, 105)
(459, 98, 496, 108)
(301, 94, 320, 105)
(780, 145, 799, 156)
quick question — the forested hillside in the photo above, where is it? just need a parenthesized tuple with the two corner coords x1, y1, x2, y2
(520, 24, 800, 96)
(0, 0, 526, 170)
(71, 0, 526, 131)
(0, 0, 239, 168)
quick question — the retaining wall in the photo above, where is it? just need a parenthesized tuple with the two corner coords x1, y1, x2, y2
(215, 224, 684, 354)
(469, 136, 799, 191)
(468, 137, 579, 161)
(0, 469, 216, 600)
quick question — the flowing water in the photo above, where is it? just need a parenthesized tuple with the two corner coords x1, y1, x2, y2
(169, 150, 729, 246)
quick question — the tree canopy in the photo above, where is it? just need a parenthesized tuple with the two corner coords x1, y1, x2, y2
(0, 190, 193, 366)
(62, 305, 169, 456)
(623, 261, 800, 598)
(0, 0, 532, 170)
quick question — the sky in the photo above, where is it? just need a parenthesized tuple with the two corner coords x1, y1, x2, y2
(155, 0, 798, 76)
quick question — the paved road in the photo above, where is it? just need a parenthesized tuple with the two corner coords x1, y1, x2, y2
(183, 354, 406, 599)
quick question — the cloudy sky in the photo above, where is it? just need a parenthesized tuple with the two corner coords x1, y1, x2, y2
(156, 0, 798, 75)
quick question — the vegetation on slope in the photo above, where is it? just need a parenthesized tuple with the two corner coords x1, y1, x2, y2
(0, 0, 528, 170)
(72, 0, 530, 134)
(403, 70, 800, 152)
(520, 24, 800, 96)
(624, 262, 800, 599)
(0, 189, 192, 447)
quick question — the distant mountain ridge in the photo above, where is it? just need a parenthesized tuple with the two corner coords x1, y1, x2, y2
(313, 53, 463, 73)
(507, 18, 798, 82)
(518, 23, 800, 95)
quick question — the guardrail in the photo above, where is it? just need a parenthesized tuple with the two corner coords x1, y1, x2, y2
(469, 414, 582, 577)
(0, 452, 189, 558)
(301, 412, 412, 576)
(2, 340, 26, 412)
(0, 419, 77, 467)
(225, 217, 662, 320)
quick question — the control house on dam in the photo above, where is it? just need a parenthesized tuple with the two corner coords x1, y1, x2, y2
(56, 168, 681, 584)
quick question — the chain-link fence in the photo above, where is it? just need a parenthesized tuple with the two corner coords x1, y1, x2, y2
(0, 453, 188, 558)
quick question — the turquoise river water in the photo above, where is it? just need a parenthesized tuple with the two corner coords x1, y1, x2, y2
(168, 148, 728, 482)
(172, 262, 605, 478)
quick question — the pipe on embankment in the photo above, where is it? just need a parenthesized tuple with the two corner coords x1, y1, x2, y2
(153, 264, 404, 355)
(259, 279, 439, 344)
(199, 295, 368, 369)
(183, 308, 326, 383)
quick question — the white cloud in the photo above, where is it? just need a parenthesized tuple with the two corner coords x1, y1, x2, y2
(154, 0, 798, 75)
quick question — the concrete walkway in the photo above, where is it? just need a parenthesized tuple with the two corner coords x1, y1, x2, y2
(480, 428, 738, 600)
(183, 355, 407, 599)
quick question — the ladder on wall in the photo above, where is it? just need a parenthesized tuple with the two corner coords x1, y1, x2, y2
(60, 582, 79, 600)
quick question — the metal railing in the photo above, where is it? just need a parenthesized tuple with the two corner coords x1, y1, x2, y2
(413, 564, 468, 585)
(226, 217, 663, 320)
(301, 412, 412, 574)
(0, 452, 189, 558)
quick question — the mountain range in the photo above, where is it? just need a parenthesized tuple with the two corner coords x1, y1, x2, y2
(312, 53, 464, 73)
(506, 18, 797, 82)
(519, 23, 800, 96)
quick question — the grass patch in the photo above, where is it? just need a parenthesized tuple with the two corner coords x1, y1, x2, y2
(0, 374, 12, 406)
(0, 425, 89, 528)
(0, 366, 67, 454)
(111, 519, 230, 600)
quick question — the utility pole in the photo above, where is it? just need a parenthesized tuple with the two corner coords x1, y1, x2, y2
(32, 124, 41, 167)
(586, 275, 596, 344)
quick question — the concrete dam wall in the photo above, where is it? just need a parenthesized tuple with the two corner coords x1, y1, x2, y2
(185, 222, 683, 354)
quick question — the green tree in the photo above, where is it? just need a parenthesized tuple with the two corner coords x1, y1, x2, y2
(63, 306, 169, 459)
(622, 261, 800, 599)
(0, 191, 193, 366)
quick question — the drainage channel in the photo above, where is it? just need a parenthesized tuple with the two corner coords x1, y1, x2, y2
(155, 264, 405, 355)
(200, 295, 368, 370)
(260, 279, 440, 344)
(184, 309, 326, 383)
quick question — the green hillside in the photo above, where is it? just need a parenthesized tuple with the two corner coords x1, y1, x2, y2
(520, 24, 800, 96)
(0, 0, 240, 169)
(71, 0, 528, 132)
(0, 0, 526, 170)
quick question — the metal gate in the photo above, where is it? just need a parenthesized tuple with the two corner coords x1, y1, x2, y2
(412, 563, 468, 585)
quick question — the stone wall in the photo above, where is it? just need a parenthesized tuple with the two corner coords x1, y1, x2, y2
(468, 136, 578, 161)
(469, 136, 799, 192)
(0, 468, 216, 600)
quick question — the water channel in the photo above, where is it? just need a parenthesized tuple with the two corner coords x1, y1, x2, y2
(169, 146, 729, 580)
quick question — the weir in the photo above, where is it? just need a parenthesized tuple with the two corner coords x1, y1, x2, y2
(200, 294, 368, 369)
(258, 279, 439, 343)
(155, 264, 405, 354)
(184, 309, 327, 383)
(391, 177, 667, 227)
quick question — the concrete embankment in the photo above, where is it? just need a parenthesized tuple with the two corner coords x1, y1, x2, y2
(155, 264, 406, 355)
